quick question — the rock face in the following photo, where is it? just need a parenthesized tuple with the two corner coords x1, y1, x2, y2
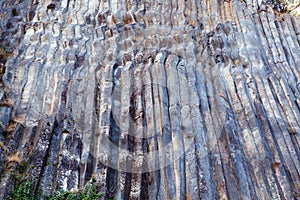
(1, 0, 300, 199)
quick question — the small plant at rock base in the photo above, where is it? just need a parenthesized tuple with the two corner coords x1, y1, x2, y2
(46, 180, 103, 200)
(8, 176, 34, 200)
(9, 177, 103, 200)
(8, 164, 102, 200)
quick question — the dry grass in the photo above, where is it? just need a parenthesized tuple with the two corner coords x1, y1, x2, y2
(5, 121, 18, 133)
(0, 99, 13, 107)
(7, 151, 21, 164)
(0, 46, 13, 58)
(0, 141, 7, 151)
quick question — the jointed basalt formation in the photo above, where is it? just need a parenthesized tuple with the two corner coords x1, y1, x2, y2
(0, 0, 300, 199)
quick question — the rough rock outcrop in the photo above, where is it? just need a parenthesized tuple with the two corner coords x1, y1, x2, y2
(0, 0, 300, 199)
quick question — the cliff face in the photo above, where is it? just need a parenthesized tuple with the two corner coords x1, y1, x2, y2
(0, 0, 300, 199)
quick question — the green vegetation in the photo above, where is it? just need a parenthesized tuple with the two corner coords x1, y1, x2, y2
(8, 161, 33, 200)
(8, 176, 34, 200)
(8, 176, 103, 200)
(46, 179, 103, 200)
(8, 168, 102, 200)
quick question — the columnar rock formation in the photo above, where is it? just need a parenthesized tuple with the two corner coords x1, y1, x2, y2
(0, 0, 300, 199)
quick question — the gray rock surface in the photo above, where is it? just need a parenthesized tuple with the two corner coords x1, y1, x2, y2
(0, 0, 300, 199)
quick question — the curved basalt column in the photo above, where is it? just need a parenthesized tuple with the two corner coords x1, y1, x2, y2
(0, 0, 300, 199)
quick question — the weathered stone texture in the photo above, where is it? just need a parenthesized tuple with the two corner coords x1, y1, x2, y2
(0, 0, 300, 199)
